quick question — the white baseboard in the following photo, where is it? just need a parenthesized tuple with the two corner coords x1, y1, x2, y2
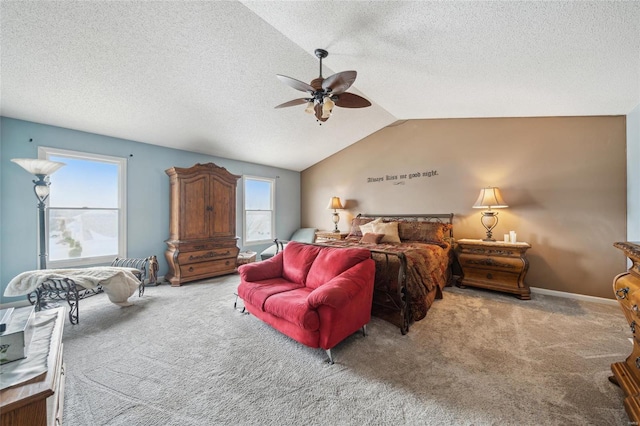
(530, 287, 618, 306)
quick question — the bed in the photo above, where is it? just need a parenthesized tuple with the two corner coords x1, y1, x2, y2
(315, 213, 454, 334)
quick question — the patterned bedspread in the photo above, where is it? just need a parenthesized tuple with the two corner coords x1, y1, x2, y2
(315, 239, 451, 322)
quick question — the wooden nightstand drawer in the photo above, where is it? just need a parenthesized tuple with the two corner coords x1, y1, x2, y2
(459, 255, 525, 273)
(315, 231, 348, 241)
(461, 267, 522, 287)
(455, 239, 531, 299)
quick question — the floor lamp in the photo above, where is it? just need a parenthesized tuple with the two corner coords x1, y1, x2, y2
(11, 158, 66, 269)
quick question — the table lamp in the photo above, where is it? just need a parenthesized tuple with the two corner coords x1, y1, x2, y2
(472, 187, 508, 241)
(327, 196, 343, 232)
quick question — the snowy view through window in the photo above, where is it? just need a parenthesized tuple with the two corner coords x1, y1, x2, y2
(47, 154, 121, 262)
(245, 177, 274, 243)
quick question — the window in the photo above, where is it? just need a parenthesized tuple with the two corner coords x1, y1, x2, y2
(243, 176, 275, 245)
(39, 147, 126, 267)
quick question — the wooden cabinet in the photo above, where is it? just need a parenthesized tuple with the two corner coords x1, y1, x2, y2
(611, 242, 640, 423)
(1, 308, 65, 426)
(315, 231, 348, 242)
(165, 163, 240, 286)
(456, 239, 531, 299)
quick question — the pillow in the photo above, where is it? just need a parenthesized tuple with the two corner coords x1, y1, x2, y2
(359, 233, 385, 244)
(373, 221, 401, 243)
(358, 218, 382, 237)
(397, 221, 452, 243)
(345, 217, 376, 240)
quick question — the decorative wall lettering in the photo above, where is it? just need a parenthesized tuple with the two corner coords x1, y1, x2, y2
(366, 169, 439, 184)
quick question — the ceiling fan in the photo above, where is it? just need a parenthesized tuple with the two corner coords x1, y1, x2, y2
(275, 48, 371, 124)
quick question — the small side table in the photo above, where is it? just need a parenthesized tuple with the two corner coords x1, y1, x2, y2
(456, 239, 532, 300)
(315, 231, 349, 242)
(237, 251, 257, 266)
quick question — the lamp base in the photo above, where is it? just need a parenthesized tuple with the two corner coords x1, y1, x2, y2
(332, 211, 340, 233)
(480, 210, 499, 242)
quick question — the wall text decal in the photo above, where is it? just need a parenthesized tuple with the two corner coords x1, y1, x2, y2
(367, 169, 439, 184)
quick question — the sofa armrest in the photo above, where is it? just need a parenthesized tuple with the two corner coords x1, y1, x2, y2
(307, 259, 375, 310)
(239, 252, 284, 282)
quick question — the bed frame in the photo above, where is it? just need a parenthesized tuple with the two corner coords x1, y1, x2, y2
(343, 213, 454, 334)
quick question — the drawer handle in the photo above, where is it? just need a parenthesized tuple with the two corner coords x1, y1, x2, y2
(635, 357, 640, 370)
(617, 287, 630, 299)
(486, 273, 493, 280)
(632, 321, 637, 334)
(189, 267, 194, 272)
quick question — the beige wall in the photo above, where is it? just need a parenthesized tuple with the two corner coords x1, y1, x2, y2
(301, 116, 627, 299)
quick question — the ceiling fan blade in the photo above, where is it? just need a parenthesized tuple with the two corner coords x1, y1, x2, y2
(314, 103, 329, 122)
(334, 92, 371, 108)
(274, 98, 309, 109)
(322, 71, 357, 94)
(276, 75, 315, 93)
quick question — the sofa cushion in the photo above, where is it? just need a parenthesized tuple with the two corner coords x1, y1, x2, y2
(263, 287, 319, 331)
(281, 242, 322, 285)
(305, 247, 371, 290)
(238, 277, 302, 310)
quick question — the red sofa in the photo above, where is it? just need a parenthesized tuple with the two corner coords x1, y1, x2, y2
(237, 241, 375, 364)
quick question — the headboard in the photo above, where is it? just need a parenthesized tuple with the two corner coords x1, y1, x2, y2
(356, 213, 454, 238)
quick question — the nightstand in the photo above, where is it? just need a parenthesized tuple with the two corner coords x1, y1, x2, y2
(315, 231, 348, 242)
(455, 239, 532, 300)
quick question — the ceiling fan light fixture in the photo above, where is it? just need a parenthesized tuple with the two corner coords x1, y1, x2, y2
(323, 96, 335, 111)
(304, 101, 314, 114)
(321, 96, 334, 118)
(275, 48, 371, 122)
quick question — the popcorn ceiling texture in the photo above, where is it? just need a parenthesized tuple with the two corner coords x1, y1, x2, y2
(1, 1, 639, 171)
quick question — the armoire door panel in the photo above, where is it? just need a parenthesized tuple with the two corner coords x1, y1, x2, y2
(180, 174, 209, 240)
(209, 178, 235, 237)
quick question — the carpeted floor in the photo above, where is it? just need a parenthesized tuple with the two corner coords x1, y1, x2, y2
(60, 274, 631, 425)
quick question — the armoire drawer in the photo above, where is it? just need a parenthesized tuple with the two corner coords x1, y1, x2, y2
(178, 248, 237, 265)
(180, 259, 236, 278)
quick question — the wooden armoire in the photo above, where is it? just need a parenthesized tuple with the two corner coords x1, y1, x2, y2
(165, 163, 240, 286)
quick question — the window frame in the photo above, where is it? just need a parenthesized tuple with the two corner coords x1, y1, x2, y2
(39, 146, 127, 268)
(242, 175, 275, 246)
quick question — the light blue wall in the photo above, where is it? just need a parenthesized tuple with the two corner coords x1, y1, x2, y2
(0, 117, 300, 304)
(628, 103, 640, 242)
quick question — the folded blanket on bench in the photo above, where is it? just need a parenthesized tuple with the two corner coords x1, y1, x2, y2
(4, 267, 141, 306)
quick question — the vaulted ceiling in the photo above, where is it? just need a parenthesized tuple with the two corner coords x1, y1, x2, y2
(2, 1, 639, 171)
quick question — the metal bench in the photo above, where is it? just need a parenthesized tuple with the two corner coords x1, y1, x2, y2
(27, 256, 159, 324)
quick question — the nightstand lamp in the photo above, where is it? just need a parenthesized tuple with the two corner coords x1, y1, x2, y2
(327, 196, 343, 232)
(472, 187, 508, 241)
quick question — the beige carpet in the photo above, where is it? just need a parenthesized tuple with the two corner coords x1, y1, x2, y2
(61, 274, 630, 425)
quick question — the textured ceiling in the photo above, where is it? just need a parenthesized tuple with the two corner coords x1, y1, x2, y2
(2, 1, 639, 172)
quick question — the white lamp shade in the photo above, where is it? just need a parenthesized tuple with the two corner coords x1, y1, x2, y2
(472, 187, 508, 209)
(11, 158, 65, 176)
(327, 196, 343, 210)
